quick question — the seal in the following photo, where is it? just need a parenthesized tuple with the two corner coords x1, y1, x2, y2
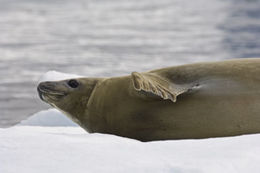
(37, 58, 260, 141)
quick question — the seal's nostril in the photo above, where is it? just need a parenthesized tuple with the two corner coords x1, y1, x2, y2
(38, 82, 55, 90)
(37, 82, 55, 95)
(38, 83, 47, 91)
(38, 83, 45, 91)
(37, 84, 45, 101)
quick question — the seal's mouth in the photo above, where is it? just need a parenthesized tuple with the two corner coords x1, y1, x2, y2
(37, 82, 67, 102)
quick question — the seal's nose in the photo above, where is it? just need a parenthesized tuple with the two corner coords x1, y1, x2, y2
(38, 82, 55, 91)
(37, 82, 55, 101)
(37, 83, 45, 101)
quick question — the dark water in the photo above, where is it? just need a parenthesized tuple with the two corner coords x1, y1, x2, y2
(0, 0, 260, 127)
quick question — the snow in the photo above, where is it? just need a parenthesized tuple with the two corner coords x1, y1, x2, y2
(1, 126, 260, 173)
(19, 109, 78, 127)
(38, 71, 82, 83)
(1, 71, 260, 173)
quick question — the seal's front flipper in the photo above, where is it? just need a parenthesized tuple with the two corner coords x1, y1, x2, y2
(131, 72, 195, 102)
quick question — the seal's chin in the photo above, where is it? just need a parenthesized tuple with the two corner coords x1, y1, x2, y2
(37, 83, 67, 102)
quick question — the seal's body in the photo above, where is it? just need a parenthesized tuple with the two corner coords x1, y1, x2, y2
(38, 58, 260, 141)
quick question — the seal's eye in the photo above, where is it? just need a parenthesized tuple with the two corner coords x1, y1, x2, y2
(68, 79, 79, 88)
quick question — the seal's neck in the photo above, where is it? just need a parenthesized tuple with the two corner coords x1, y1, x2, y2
(67, 77, 104, 131)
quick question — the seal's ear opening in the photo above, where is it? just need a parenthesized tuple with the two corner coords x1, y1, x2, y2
(131, 72, 194, 102)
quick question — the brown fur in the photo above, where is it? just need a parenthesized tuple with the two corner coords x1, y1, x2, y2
(38, 58, 260, 141)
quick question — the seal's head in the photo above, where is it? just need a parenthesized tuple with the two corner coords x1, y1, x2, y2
(37, 78, 99, 125)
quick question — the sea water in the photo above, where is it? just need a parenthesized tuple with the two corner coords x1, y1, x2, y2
(0, 0, 260, 127)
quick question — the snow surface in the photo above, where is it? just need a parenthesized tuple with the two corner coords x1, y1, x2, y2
(1, 71, 260, 173)
(38, 71, 82, 83)
(1, 125, 260, 173)
(19, 109, 77, 127)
